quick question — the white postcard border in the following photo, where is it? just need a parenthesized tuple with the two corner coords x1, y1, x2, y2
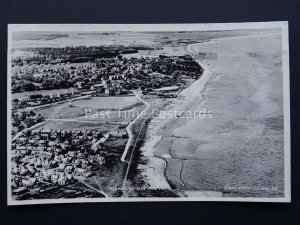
(7, 22, 291, 205)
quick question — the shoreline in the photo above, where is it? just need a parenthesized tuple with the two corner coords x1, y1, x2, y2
(139, 32, 285, 198)
(138, 42, 214, 194)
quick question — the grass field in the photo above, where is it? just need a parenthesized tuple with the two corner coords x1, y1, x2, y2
(70, 96, 139, 109)
(33, 96, 142, 119)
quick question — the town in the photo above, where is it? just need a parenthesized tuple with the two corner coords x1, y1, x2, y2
(11, 46, 202, 95)
(11, 128, 128, 199)
(10, 44, 204, 200)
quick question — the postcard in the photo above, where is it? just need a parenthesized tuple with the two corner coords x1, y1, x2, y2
(7, 22, 290, 205)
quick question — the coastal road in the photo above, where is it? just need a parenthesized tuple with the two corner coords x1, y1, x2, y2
(120, 90, 150, 162)
(121, 90, 151, 197)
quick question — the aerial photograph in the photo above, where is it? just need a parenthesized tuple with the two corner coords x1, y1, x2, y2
(7, 23, 290, 204)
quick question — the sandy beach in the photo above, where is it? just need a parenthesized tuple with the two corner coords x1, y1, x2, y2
(140, 32, 284, 197)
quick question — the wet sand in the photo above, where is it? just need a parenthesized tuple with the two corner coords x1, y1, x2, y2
(141, 32, 284, 197)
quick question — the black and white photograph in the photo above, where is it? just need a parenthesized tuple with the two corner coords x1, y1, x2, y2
(7, 22, 290, 205)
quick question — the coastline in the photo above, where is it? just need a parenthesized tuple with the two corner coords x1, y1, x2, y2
(139, 32, 284, 197)
(138, 42, 214, 194)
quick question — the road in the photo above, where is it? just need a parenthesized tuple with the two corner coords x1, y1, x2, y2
(120, 90, 151, 197)
(11, 120, 47, 142)
(90, 132, 110, 151)
(78, 179, 108, 198)
(120, 90, 150, 162)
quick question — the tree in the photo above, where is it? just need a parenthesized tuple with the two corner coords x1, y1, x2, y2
(25, 129, 31, 137)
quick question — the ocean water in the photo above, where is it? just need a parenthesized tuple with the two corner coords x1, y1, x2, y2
(157, 33, 285, 197)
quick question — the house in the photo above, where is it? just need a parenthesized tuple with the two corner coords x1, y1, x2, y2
(61, 157, 69, 164)
(87, 136, 93, 141)
(67, 151, 76, 157)
(75, 168, 87, 175)
(26, 166, 36, 175)
(34, 159, 42, 168)
(41, 170, 51, 180)
(22, 178, 36, 187)
(49, 161, 58, 168)
(39, 140, 47, 145)
(66, 173, 76, 183)
(65, 165, 73, 173)
(111, 130, 127, 137)
(42, 129, 51, 133)
(104, 88, 110, 95)
(83, 172, 92, 178)
(41, 129, 51, 139)
(48, 141, 56, 147)
(27, 101, 42, 107)
(12, 166, 20, 174)
(19, 166, 27, 175)
(50, 133, 58, 139)
(42, 159, 50, 168)
(50, 174, 59, 184)
(28, 139, 36, 145)
(57, 174, 67, 185)
(17, 137, 27, 144)
(58, 163, 66, 171)
(71, 139, 79, 145)
(91, 83, 104, 91)
(31, 129, 40, 135)
(76, 135, 84, 141)
(154, 85, 179, 93)
(74, 158, 82, 165)
(36, 146, 45, 151)
(54, 155, 62, 161)
(96, 156, 106, 165)
(41, 152, 53, 158)
(16, 145, 27, 151)
(11, 179, 18, 188)
(46, 147, 54, 152)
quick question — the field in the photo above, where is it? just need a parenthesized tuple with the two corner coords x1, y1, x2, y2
(33, 96, 142, 118)
(70, 96, 140, 110)
(31, 95, 146, 135)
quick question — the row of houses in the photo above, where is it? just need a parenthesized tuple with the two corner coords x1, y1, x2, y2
(11, 129, 108, 195)
(11, 110, 45, 136)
